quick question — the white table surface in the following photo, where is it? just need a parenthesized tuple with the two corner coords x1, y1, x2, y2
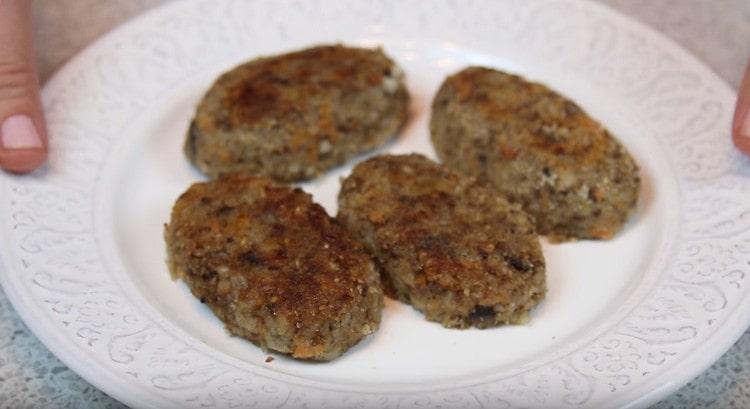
(1, 0, 748, 408)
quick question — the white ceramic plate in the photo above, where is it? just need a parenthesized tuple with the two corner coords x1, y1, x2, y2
(0, 0, 746, 408)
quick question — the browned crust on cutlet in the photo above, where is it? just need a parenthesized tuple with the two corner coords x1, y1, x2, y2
(337, 154, 546, 329)
(187, 44, 410, 181)
(164, 175, 383, 361)
(430, 67, 640, 241)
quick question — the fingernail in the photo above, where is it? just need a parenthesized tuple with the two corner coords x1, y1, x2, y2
(1, 115, 43, 150)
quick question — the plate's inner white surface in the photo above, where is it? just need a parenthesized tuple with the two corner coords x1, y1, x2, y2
(110, 41, 669, 387)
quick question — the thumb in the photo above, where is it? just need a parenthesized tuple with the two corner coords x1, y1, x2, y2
(732, 58, 750, 157)
(0, 0, 47, 174)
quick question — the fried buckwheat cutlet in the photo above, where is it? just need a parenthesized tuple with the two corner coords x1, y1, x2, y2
(186, 44, 409, 181)
(337, 154, 546, 329)
(431, 67, 640, 241)
(164, 175, 383, 361)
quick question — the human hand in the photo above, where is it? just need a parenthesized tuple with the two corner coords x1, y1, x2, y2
(0, 0, 47, 174)
(733, 59, 750, 157)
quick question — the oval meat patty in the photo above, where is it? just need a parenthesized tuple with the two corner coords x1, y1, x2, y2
(431, 67, 640, 241)
(337, 154, 546, 329)
(186, 44, 410, 181)
(164, 175, 383, 361)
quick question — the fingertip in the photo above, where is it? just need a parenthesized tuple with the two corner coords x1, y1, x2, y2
(0, 146, 47, 174)
(733, 137, 750, 159)
(733, 59, 750, 158)
(733, 104, 750, 158)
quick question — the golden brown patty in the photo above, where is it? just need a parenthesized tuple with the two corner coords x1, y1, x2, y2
(430, 67, 640, 241)
(337, 154, 546, 329)
(186, 44, 410, 181)
(164, 175, 383, 361)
